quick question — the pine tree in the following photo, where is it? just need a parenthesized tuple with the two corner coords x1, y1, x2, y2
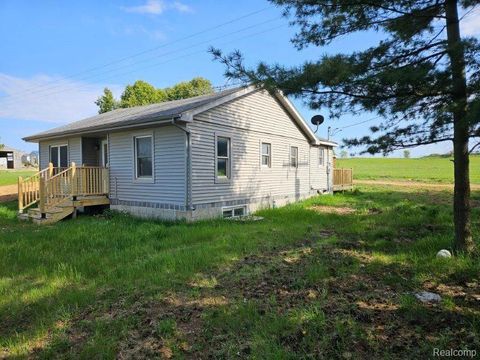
(95, 88, 119, 114)
(211, 0, 480, 254)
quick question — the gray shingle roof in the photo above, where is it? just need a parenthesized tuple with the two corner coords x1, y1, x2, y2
(23, 87, 242, 141)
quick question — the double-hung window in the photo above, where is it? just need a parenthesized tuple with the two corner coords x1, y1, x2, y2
(216, 136, 231, 180)
(134, 135, 153, 179)
(290, 146, 298, 168)
(261, 142, 271, 168)
(319, 148, 325, 166)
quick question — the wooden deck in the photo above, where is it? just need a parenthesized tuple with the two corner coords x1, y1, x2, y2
(333, 168, 353, 191)
(18, 162, 109, 224)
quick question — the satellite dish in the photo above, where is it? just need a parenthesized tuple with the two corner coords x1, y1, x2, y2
(311, 115, 325, 133)
(311, 115, 324, 126)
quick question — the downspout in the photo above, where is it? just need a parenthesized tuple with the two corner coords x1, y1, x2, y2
(171, 119, 193, 211)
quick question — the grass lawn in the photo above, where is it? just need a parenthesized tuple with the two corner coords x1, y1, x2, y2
(0, 170, 37, 186)
(337, 155, 480, 184)
(0, 186, 479, 358)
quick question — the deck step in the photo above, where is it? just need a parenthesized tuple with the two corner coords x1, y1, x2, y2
(18, 195, 109, 225)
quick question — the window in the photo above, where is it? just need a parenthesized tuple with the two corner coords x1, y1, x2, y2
(290, 146, 298, 168)
(319, 148, 325, 166)
(134, 136, 153, 179)
(261, 142, 271, 167)
(216, 136, 230, 179)
(223, 206, 246, 218)
(50, 145, 68, 168)
(101, 140, 108, 167)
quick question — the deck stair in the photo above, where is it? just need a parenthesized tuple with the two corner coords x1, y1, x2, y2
(18, 162, 109, 225)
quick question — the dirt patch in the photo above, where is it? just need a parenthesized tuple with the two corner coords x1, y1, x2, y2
(309, 205, 356, 215)
(0, 185, 17, 202)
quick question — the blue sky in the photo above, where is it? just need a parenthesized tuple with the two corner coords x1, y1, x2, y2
(1, 1, 479, 156)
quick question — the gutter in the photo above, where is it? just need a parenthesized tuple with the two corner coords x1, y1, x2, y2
(23, 116, 190, 142)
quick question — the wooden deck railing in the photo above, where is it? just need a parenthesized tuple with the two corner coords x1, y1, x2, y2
(18, 162, 109, 213)
(333, 168, 353, 191)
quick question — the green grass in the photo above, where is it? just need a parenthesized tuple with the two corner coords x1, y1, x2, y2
(0, 185, 479, 358)
(337, 155, 480, 183)
(0, 170, 37, 186)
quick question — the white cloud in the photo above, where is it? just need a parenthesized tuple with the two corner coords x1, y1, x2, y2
(460, 7, 480, 36)
(171, 1, 193, 13)
(122, 0, 165, 15)
(121, 0, 192, 15)
(0, 73, 121, 124)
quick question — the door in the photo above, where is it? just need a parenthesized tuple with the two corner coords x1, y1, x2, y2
(100, 139, 108, 167)
(50, 145, 68, 168)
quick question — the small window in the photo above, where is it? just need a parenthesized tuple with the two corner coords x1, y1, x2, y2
(135, 136, 153, 179)
(319, 148, 325, 166)
(216, 136, 231, 179)
(223, 206, 246, 218)
(290, 146, 298, 168)
(261, 142, 271, 167)
(222, 209, 233, 218)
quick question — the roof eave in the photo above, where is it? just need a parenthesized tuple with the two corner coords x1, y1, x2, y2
(23, 115, 187, 142)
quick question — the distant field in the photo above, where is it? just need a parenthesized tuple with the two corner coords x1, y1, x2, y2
(337, 155, 480, 184)
(0, 170, 37, 186)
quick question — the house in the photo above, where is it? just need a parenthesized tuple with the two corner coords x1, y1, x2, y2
(21, 86, 337, 223)
(0, 145, 26, 169)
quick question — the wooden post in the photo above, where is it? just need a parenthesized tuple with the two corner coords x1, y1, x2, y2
(48, 162, 54, 178)
(39, 176, 45, 214)
(18, 176, 23, 213)
(104, 168, 109, 194)
(71, 162, 77, 198)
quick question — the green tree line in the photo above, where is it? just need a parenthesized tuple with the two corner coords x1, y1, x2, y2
(95, 77, 214, 114)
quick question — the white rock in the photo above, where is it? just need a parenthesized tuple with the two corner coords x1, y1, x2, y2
(436, 249, 452, 258)
(415, 291, 442, 303)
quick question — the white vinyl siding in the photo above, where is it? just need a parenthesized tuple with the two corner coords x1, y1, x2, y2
(309, 146, 332, 191)
(319, 148, 325, 166)
(188, 90, 314, 206)
(109, 125, 186, 205)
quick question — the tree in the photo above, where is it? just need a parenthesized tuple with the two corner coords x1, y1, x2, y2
(211, 0, 479, 254)
(95, 78, 215, 113)
(404, 150, 411, 159)
(165, 77, 214, 100)
(120, 80, 167, 108)
(95, 88, 119, 114)
(340, 150, 348, 158)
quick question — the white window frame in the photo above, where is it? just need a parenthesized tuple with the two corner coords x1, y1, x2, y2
(100, 139, 109, 167)
(133, 134, 154, 182)
(215, 133, 232, 183)
(290, 146, 298, 168)
(49, 144, 69, 168)
(319, 148, 325, 167)
(222, 205, 247, 218)
(261, 142, 272, 168)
